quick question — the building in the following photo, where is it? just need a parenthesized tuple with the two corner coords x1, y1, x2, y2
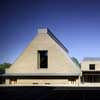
(2, 28, 80, 85)
(1, 28, 100, 86)
(81, 57, 100, 86)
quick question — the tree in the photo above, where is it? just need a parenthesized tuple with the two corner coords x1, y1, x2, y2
(0, 63, 11, 73)
(71, 57, 81, 68)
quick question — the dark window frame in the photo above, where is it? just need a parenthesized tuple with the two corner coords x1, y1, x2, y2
(38, 50, 48, 68)
(89, 64, 95, 70)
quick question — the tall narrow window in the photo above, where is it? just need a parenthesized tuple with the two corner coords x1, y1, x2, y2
(38, 50, 48, 68)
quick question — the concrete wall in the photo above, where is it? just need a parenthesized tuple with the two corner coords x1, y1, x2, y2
(5, 79, 79, 85)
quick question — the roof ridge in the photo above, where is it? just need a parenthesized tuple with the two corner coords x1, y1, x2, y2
(83, 57, 100, 61)
(47, 28, 69, 53)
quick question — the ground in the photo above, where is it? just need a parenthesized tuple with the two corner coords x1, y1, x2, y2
(0, 86, 100, 100)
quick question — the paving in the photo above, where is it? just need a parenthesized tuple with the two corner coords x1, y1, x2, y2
(0, 86, 100, 100)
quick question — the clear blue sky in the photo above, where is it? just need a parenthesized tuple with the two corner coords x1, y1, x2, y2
(0, 0, 100, 64)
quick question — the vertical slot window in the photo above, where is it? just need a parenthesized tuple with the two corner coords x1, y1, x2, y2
(38, 50, 48, 68)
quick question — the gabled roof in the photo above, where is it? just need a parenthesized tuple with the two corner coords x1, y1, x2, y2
(6, 28, 80, 75)
(83, 57, 100, 61)
(38, 28, 69, 53)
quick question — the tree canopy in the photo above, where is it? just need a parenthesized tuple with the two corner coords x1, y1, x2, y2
(71, 57, 81, 68)
(0, 63, 11, 71)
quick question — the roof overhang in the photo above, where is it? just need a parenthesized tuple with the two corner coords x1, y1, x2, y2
(1, 73, 80, 76)
(0, 73, 80, 79)
(82, 71, 100, 75)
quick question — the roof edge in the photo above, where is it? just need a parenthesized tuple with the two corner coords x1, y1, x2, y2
(37, 28, 69, 53)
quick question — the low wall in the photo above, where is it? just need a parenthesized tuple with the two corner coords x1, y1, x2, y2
(5, 79, 79, 86)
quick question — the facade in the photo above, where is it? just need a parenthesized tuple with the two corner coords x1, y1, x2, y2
(1, 28, 100, 86)
(81, 58, 100, 85)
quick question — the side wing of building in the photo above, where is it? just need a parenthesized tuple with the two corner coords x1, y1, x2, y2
(81, 57, 100, 85)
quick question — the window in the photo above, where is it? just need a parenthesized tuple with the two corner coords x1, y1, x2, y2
(89, 64, 95, 70)
(38, 50, 48, 68)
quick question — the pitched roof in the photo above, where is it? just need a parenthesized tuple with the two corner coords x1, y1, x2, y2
(38, 28, 69, 53)
(83, 57, 100, 61)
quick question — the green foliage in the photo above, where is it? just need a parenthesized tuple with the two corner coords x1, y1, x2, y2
(0, 63, 11, 71)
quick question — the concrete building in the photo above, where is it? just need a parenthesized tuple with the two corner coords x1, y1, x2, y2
(2, 28, 80, 85)
(1, 28, 100, 87)
(81, 57, 100, 86)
